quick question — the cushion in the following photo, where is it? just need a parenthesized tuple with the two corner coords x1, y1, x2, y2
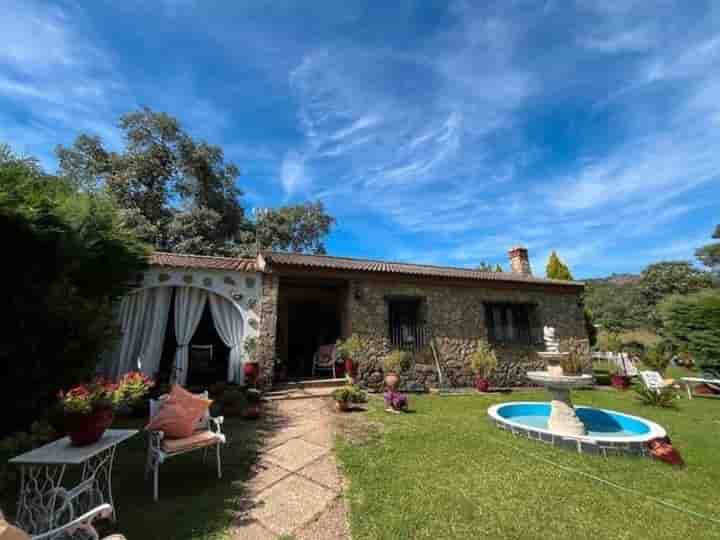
(161, 430, 220, 453)
(167, 385, 213, 423)
(0, 520, 31, 540)
(146, 401, 197, 439)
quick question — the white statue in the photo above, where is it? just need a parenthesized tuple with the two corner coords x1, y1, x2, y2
(543, 326, 560, 353)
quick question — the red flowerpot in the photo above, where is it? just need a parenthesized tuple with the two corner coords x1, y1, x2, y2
(475, 377, 491, 393)
(611, 375, 631, 390)
(344, 358, 356, 378)
(243, 362, 259, 384)
(66, 408, 114, 447)
(385, 373, 400, 390)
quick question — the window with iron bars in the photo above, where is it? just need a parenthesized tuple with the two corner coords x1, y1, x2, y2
(387, 297, 428, 353)
(484, 302, 540, 345)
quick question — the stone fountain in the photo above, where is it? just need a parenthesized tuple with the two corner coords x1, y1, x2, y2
(526, 326, 593, 436)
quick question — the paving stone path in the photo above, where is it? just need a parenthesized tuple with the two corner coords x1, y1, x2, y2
(231, 397, 350, 539)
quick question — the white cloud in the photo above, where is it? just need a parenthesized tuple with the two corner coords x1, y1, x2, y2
(280, 150, 310, 195)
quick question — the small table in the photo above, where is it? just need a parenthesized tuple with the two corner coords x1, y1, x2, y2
(679, 377, 720, 399)
(9, 429, 137, 535)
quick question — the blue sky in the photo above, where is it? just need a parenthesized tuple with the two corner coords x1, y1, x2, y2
(2, 0, 719, 278)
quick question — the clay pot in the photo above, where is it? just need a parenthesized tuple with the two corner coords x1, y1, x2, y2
(475, 377, 490, 393)
(611, 375, 631, 390)
(335, 399, 350, 412)
(344, 358, 356, 378)
(384, 372, 400, 390)
(66, 408, 114, 446)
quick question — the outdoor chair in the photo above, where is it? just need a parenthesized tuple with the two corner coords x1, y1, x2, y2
(639, 370, 670, 393)
(146, 390, 225, 502)
(1, 504, 123, 540)
(312, 344, 337, 378)
(702, 369, 720, 393)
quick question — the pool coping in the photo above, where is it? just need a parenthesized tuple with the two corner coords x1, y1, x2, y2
(487, 402, 666, 453)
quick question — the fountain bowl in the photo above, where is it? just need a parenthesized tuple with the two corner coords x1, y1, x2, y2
(526, 371, 593, 388)
(488, 402, 666, 456)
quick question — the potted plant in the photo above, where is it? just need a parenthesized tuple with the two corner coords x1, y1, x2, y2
(384, 390, 409, 413)
(559, 337, 588, 376)
(58, 380, 120, 446)
(470, 340, 497, 392)
(242, 388, 263, 419)
(336, 334, 364, 382)
(382, 350, 411, 390)
(243, 337, 259, 385)
(332, 385, 368, 412)
(119, 371, 155, 417)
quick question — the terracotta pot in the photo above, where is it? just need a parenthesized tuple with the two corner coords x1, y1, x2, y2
(66, 408, 114, 447)
(611, 374, 631, 390)
(385, 372, 400, 390)
(335, 399, 350, 412)
(243, 362, 259, 378)
(475, 377, 490, 393)
(242, 403, 262, 419)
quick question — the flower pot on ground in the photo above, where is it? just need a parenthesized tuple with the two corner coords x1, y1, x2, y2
(336, 334, 365, 382)
(332, 385, 367, 412)
(241, 388, 263, 419)
(611, 374, 632, 390)
(470, 340, 497, 393)
(383, 350, 411, 390)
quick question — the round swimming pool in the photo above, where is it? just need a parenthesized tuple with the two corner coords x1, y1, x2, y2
(488, 402, 666, 454)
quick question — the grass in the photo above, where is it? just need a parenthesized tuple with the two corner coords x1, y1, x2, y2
(335, 389, 720, 540)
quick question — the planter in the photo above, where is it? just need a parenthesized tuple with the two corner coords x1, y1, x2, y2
(611, 375, 632, 390)
(384, 372, 400, 390)
(66, 408, 114, 447)
(242, 403, 262, 420)
(335, 400, 350, 412)
(475, 377, 490, 393)
(344, 358, 356, 379)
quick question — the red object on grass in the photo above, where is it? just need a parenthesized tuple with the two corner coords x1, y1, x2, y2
(475, 377, 490, 392)
(611, 375, 631, 390)
(647, 437, 684, 466)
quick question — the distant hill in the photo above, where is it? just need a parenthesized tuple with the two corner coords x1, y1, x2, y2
(585, 273, 640, 286)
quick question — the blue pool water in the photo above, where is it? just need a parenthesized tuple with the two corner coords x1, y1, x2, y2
(497, 403, 651, 438)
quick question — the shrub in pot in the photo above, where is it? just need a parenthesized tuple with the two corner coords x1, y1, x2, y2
(559, 337, 589, 376)
(336, 334, 364, 381)
(470, 340, 497, 392)
(382, 350, 411, 390)
(243, 337, 259, 385)
(332, 386, 354, 412)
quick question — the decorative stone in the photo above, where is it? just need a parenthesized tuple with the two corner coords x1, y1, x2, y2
(223, 276, 236, 286)
(526, 370, 593, 436)
(158, 273, 171, 283)
(247, 298, 258, 310)
(248, 318, 259, 329)
(182, 274, 194, 284)
(203, 277, 213, 287)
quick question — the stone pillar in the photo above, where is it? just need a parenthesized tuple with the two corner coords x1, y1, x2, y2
(546, 385, 587, 436)
(257, 273, 279, 388)
(508, 246, 532, 276)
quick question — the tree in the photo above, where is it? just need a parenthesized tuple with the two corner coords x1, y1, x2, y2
(659, 289, 720, 368)
(57, 108, 335, 256)
(546, 251, 573, 280)
(495, 264, 503, 272)
(1, 147, 147, 435)
(696, 224, 720, 273)
(477, 261, 493, 272)
(255, 201, 335, 254)
(640, 261, 713, 328)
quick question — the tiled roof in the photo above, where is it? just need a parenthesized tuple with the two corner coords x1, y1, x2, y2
(260, 252, 584, 288)
(149, 252, 257, 272)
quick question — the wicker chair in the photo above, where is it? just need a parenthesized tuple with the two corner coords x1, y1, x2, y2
(145, 391, 225, 501)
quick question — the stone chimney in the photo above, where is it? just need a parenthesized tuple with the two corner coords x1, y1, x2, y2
(508, 246, 532, 276)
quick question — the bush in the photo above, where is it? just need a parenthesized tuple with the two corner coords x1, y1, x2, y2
(559, 337, 589, 375)
(382, 350, 411, 374)
(332, 385, 367, 403)
(659, 289, 720, 368)
(634, 384, 678, 408)
(642, 344, 672, 375)
(336, 334, 365, 360)
(0, 152, 147, 436)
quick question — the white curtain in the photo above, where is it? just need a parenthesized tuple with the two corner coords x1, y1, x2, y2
(172, 287, 208, 385)
(113, 290, 152, 379)
(136, 287, 172, 377)
(209, 293, 245, 383)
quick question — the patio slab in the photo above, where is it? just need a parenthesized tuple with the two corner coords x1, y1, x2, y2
(250, 474, 338, 536)
(264, 438, 329, 472)
(296, 453, 342, 492)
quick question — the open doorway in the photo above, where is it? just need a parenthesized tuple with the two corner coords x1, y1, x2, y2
(277, 279, 349, 381)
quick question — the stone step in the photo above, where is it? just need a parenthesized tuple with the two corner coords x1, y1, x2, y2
(264, 386, 339, 401)
(273, 378, 347, 391)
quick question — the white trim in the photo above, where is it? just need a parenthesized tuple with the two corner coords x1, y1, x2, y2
(487, 401, 666, 444)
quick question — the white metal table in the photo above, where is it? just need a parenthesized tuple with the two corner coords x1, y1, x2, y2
(9, 429, 137, 535)
(679, 377, 720, 399)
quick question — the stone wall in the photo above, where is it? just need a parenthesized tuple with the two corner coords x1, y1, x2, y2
(257, 273, 279, 388)
(347, 279, 586, 391)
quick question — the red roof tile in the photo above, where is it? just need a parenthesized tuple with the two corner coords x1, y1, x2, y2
(149, 252, 256, 272)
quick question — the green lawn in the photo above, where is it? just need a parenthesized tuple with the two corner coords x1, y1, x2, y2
(335, 390, 720, 540)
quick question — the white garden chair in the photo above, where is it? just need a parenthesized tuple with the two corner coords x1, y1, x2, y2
(146, 390, 225, 502)
(639, 370, 668, 393)
(2, 504, 122, 540)
(312, 345, 337, 378)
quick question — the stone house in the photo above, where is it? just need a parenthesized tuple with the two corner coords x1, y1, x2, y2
(254, 247, 586, 390)
(109, 247, 585, 390)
